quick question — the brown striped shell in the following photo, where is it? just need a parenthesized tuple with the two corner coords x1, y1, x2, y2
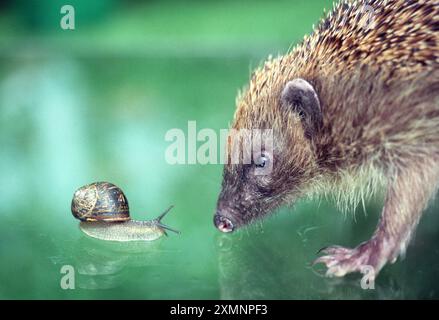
(71, 182, 130, 222)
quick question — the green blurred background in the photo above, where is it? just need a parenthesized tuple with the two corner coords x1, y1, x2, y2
(1, 0, 439, 299)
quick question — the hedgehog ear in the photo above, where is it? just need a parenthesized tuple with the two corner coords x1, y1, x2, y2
(281, 78, 323, 139)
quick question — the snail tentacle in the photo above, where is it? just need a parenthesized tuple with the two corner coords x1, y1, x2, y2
(152, 205, 180, 235)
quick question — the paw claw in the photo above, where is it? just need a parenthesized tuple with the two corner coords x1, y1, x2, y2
(312, 256, 331, 266)
(312, 255, 340, 268)
(312, 242, 383, 278)
(317, 246, 329, 254)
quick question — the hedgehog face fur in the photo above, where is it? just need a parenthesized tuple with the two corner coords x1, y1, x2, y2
(215, 78, 322, 232)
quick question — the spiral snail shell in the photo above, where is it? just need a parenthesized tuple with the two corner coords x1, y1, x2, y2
(71, 182, 179, 241)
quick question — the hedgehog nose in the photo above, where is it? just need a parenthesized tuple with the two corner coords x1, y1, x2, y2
(214, 214, 234, 233)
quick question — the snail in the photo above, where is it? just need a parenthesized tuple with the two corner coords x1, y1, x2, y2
(71, 182, 179, 241)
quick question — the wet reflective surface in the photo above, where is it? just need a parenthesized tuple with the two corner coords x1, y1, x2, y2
(1, 0, 439, 299)
(2, 196, 439, 299)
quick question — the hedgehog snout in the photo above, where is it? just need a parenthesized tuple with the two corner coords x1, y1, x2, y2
(214, 212, 235, 233)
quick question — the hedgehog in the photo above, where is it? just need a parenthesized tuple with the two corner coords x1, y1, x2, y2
(214, 0, 439, 279)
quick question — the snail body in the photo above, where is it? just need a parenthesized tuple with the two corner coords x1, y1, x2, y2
(79, 220, 170, 242)
(71, 182, 179, 242)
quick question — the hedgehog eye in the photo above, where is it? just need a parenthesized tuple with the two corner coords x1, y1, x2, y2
(255, 154, 269, 168)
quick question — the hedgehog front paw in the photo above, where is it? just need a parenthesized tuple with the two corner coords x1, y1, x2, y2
(313, 240, 387, 279)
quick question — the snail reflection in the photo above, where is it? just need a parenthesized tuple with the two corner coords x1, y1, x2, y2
(53, 232, 177, 290)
